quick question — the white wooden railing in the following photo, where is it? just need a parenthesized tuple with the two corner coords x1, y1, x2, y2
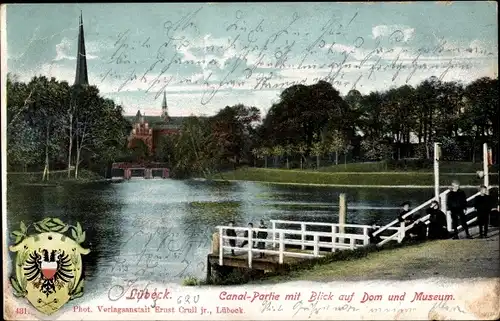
(217, 225, 370, 268)
(269, 220, 400, 248)
(376, 188, 490, 246)
(216, 187, 493, 268)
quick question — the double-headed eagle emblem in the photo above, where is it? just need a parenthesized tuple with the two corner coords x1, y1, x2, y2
(9, 218, 90, 315)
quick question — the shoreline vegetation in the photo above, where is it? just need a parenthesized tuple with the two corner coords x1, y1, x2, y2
(7, 161, 498, 188)
(7, 169, 107, 186)
(206, 162, 498, 187)
(7, 75, 498, 191)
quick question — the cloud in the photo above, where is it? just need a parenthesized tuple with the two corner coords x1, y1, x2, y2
(372, 24, 415, 42)
(53, 37, 100, 61)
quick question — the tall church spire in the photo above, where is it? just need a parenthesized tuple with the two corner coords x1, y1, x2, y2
(74, 11, 89, 86)
(161, 91, 168, 119)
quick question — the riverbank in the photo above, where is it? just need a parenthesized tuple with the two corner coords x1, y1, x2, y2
(6, 169, 106, 186)
(251, 226, 499, 284)
(209, 166, 497, 187)
(185, 225, 498, 287)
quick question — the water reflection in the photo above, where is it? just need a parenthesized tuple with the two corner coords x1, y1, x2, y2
(7, 179, 471, 298)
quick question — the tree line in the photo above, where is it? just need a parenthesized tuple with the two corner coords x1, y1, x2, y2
(7, 73, 498, 179)
(155, 76, 498, 176)
(7, 74, 131, 179)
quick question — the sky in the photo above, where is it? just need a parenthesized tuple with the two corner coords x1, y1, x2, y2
(5, 2, 498, 117)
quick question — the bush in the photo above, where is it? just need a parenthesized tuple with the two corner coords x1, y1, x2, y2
(386, 159, 433, 171)
(182, 276, 201, 286)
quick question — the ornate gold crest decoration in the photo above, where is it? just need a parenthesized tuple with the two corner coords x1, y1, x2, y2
(9, 218, 90, 315)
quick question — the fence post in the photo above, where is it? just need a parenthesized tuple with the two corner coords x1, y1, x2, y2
(440, 192, 452, 232)
(279, 232, 284, 264)
(483, 143, 489, 189)
(398, 222, 405, 243)
(362, 227, 369, 246)
(434, 142, 441, 202)
(349, 237, 356, 250)
(248, 227, 253, 268)
(313, 234, 319, 256)
(271, 221, 276, 249)
(218, 227, 223, 266)
(301, 223, 306, 250)
(339, 194, 346, 243)
(331, 225, 337, 252)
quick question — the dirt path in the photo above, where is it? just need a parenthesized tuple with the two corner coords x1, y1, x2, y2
(254, 226, 499, 284)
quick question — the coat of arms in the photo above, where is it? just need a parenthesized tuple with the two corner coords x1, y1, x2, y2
(9, 218, 90, 315)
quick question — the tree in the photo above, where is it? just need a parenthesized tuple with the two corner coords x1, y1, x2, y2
(284, 144, 293, 169)
(261, 81, 350, 148)
(210, 104, 261, 167)
(271, 145, 284, 167)
(310, 133, 324, 169)
(6, 75, 41, 171)
(259, 147, 270, 168)
(463, 77, 499, 161)
(130, 138, 150, 161)
(361, 139, 392, 162)
(414, 77, 441, 159)
(323, 130, 346, 165)
(6, 75, 131, 179)
(21, 77, 68, 181)
(251, 148, 259, 167)
(296, 142, 307, 170)
(342, 143, 353, 167)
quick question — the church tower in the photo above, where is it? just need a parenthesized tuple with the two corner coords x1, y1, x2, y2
(74, 11, 89, 86)
(161, 91, 169, 120)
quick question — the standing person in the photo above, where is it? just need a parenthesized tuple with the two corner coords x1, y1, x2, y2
(426, 201, 448, 240)
(473, 185, 494, 238)
(446, 180, 472, 239)
(240, 223, 256, 248)
(257, 220, 268, 258)
(398, 201, 413, 225)
(226, 221, 237, 255)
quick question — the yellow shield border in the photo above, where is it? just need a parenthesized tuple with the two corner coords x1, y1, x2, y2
(9, 217, 90, 315)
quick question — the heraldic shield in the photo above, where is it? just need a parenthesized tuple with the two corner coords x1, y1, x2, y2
(9, 218, 90, 315)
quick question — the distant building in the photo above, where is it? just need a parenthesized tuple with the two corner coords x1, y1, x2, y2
(71, 12, 187, 155)
(125, 91, 187, 154)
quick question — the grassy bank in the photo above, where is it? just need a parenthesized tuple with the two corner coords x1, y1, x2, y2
(184, 227, 498, 287)
(183, 241, 429, 286)
(316, 161, 498, 173)
(252, 231, 499, 284)
(210, 165, 497, 187)
(7, 169, 105, 186)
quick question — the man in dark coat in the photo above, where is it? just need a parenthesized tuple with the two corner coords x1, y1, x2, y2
(446, 180, 472, 239)
(398, 201, 413, 225)
(226, 221, 237, 255)
(240, 222, 256, 248)
(368, 222, 382, 245)
(473, 185, 494, 238)
(426, 201, 448, 240)
(406, 214, 427, 241)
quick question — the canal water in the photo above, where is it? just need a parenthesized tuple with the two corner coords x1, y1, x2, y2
(5, 179, 478, 300)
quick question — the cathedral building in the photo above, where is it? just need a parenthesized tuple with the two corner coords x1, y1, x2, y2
(125, 91, 186, 154)
(74, 12, 88, 86)
(73, 12, 186, 156)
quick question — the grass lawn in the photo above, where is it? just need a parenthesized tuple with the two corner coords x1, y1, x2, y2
(211, 165, 497, 186)
(316, 161, 497, 173)
(251, 231, 499, 284)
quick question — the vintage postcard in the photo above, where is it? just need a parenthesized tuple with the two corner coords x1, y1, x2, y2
(2, 2, 499, 320)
